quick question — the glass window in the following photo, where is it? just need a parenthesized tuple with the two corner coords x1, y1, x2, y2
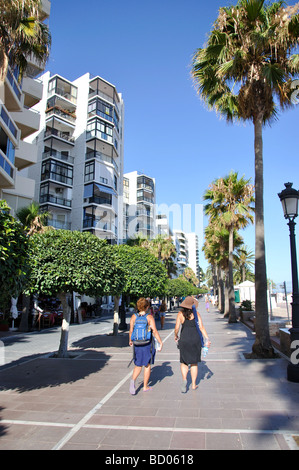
(84, 160, 95, 182)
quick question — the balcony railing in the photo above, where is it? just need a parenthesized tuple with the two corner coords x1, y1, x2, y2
(6, 67, 22, 101)
(0, 151, 14, 179)
(49, 219, 71, 230)
(46, 106, 76, 124)
(42, 150, 74, 164)
(40, 193, 72, 207)
(85, 150, 118, 172)
(44, 128, 75, 144)
(41, 171, 73, 186)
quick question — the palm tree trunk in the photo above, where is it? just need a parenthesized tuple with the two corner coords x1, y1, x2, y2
(217, 266, 224, 313)
(251, 116, 275, 358)
(228, 226, 237, 323)
(218, 267, 225, 313)
(224, 272, 229, 317)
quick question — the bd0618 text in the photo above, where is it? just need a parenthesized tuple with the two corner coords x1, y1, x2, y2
(149, 454, 194, 465)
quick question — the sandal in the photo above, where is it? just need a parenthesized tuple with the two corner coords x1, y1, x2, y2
(129, 380, 136, 395)
(181, 380, 187, 393)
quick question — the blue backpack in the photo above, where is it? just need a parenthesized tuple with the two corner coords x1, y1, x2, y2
(131, 313, 152, 345)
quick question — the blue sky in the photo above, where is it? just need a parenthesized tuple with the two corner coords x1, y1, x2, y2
(45, 0, 299, 287)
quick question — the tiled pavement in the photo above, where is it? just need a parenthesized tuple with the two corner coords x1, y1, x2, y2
(0, 300, 299, 451)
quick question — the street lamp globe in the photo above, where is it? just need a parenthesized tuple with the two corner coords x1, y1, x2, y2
(278, 182, 299, 220)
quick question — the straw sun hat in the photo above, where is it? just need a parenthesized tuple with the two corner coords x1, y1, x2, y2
(179, 296, 198, 310)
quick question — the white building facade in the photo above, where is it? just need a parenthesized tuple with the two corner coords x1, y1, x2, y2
(0, 0, 51, 214)
(172, 230, 188, 276)
(123, 171, 156, 241)
(186, 232, 200, 279)
(26, 72, 124, 244)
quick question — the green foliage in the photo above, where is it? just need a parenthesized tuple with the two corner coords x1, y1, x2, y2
(112, 245, 168, 297)
(240, 300, 253, 311)
(0, 200, 29, 311)
(166, 277, 201, 298)
(27, 229, 124, 297)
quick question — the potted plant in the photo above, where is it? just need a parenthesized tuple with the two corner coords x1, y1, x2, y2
(239, 300, 255, 323)
(0, 316, 9, 331)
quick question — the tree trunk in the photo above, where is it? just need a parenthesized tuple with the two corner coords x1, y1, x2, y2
(224, 272, 229, 317)
(228, 227, 237, 323)
(251, 117, 276, 358)
(57, 292, 71, 358)
(19, 294, 30, 332)
(217, 266, 224, 313)
(112, 295, 120, 336)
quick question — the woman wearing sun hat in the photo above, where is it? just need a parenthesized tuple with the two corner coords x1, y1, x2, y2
(174, 296, 210, 392)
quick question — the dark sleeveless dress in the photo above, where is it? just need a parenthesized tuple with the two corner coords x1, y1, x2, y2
(179, 317, 202, 365)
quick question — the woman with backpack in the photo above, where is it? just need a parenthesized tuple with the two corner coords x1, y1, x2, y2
(129, 297, 163, 394)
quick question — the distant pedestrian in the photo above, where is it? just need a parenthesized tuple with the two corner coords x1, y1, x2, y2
(159, 300, 167, 329)
(129, 297, 163, 394)
(205, 297, 210, 313)
(174, 296, 210, 392)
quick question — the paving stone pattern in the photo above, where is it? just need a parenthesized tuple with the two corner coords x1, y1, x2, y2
(0, 300, 298, 450)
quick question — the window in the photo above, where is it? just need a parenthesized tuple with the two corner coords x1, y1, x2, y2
(41, 159, 73, 185)
(86, 117, 113, 143)
(84, 183, 112, 206)
(0, 125, 15, 164)
(88, 98, 113, 122)
(84, 160, 95, 182)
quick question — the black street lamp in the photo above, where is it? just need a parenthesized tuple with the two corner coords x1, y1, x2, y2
(278, 182, 299, 382)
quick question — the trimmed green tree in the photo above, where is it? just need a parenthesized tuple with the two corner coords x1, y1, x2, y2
(27, 229, 124, 357)
(0, 200, 29, 315)
(111, 245, 169, 334)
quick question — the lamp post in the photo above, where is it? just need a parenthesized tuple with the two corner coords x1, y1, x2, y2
(278, 182, 299, 382)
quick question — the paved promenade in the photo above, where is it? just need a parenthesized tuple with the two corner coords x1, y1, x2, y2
(0, 299, 298, 451)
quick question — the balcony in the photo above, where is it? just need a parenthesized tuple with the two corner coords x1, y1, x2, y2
(40, 0, 51, 20)
(40, 193, 72, 208)
(83, 218, 116, 232)
(48, 219, 71, 231)
(42, 149, 74, 164)
(0, 151, 14, 188)
(11, 107, 40, 139)
(45, 105, 76, 125)
(4, 67, 22, 112)
(22, 76, 43, 108)
(15, 140, 38, 170)
(85, 150, 118, 172)
(0, 104, 19, 143)
(44, 127, 75, 145)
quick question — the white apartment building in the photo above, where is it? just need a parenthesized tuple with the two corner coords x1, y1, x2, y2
(186, 232, 200, 279)
(0, 0, 51, 214)
(172, 230, 188, 276)
(25, 72, 124, 244)
(156, 213, 172, 237)
(123, 171, 156, 241)
(172, 229, 200, 280)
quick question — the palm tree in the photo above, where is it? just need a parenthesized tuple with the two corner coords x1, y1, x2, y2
(16, 201, 51, 236)
(128, 234, 177, 278)
(0, 0, 51, 82)
(16, 201, 51, 331)
(203, 172, 254, 322)
(204, 220, 244, 316)
(191, 0, 299, 355)
(234, 244, 255, 284)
